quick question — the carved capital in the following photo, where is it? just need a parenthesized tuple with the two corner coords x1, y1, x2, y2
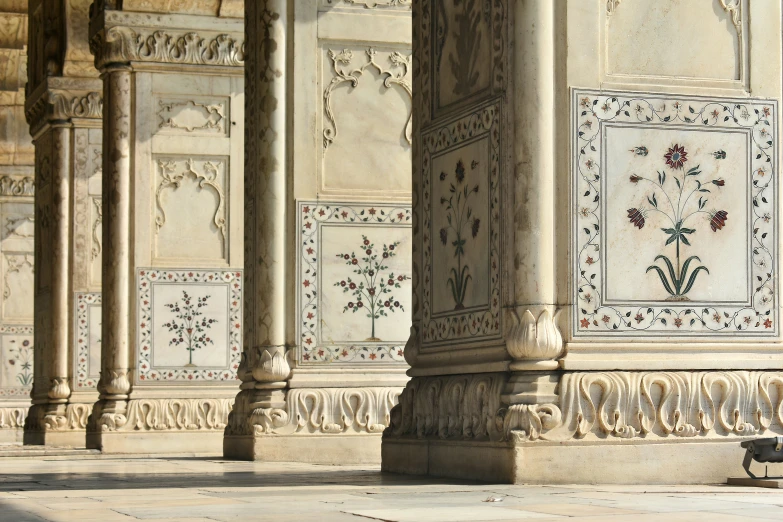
(25, 89, 104, 132)
(90, 25, 245, 70)
(505, 308, 564, 363)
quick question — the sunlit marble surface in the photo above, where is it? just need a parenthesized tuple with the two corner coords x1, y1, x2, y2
(0, 448, 781, 521)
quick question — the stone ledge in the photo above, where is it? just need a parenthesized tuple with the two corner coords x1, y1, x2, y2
(224, 433, 383, 465)
(382, 437, 764, 484)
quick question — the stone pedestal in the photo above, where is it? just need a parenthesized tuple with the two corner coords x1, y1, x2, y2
(382, 0, 783, 484)
(86, 4, 244, 453)
(224, 0, 413, 462)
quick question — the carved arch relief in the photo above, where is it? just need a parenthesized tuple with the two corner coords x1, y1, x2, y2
(605, 0, 746, 87)
(323, 47, 412, 150)
(154, 158, 228, 262)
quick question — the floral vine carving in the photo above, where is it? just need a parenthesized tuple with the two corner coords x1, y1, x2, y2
(323, 47, 412, 149)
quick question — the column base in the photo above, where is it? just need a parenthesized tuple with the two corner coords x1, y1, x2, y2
(224, 433, 382, 464)
(381, 437, 759, 484)
(87, 429, 224, 454)
(23, 429, 86, 448)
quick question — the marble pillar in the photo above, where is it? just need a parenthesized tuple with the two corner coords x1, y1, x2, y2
(382, 0, 783, 484)
(23, 0, 102, 447)
(87, 2, 245, 453)
(0, 1, 35, 443)
(224, 0, 413, 463)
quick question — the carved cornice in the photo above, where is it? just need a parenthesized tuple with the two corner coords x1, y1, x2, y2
(0, 175, 34, 196)
(25, 88, 104, 132)
(90, 25, 245, 70)
(226, 387, 400, 437)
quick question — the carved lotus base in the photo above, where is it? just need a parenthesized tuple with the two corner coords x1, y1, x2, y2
(381, 437, 768, 485)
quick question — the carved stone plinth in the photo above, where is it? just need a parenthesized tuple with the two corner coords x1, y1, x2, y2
(383, 370, 783, 483)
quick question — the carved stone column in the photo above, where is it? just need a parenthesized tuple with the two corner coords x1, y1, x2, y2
(384, 0, 783, 485)
(225, 0, 413, 462)
(88, 65, 130, 437)
(0, 1, 35, 443)
(23, 0, 103, 446)
(500, 0, 563, 439)
(87, 3, 244, 453)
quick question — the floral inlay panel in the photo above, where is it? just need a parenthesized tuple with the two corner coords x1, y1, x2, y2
(573, 90, 777, 337)
(429, 0, 506, 121)
(298, 202, 411, 364)
(137, 269, 241, 382)
(422, 101, 501, 346)
(75, 293, 101, 389)
(0, 325, 33, 397)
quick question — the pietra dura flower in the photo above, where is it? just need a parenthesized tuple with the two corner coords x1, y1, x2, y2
(163, 291, 217, 366)
(334, 235, 409, 341)
(439, 158, 481, 310)
(625, 144, 729, 301)
(664, 144, 688, 170)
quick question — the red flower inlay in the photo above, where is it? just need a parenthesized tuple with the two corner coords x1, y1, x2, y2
(664, 144, 688, 169)
(710, 210, 728, 232)
(627, 208, 645, 229)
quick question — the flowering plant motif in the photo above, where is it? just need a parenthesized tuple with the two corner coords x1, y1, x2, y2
(439, 159, 480, 310)
(163, 290, 217, 366)
(8, 339, 32, 386)
(448, 0, 483, 97)
(626, 144, 728, 301)
(334, 235, 409, 341)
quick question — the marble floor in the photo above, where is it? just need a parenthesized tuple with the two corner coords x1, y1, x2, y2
(0, 448, 782, 521)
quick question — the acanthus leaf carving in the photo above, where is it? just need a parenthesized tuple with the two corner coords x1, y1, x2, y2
(91, 26, 245, 70)
(0, 176, 34, 196)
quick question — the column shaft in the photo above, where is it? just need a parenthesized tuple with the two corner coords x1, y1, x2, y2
(100, 67, 131, 398)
